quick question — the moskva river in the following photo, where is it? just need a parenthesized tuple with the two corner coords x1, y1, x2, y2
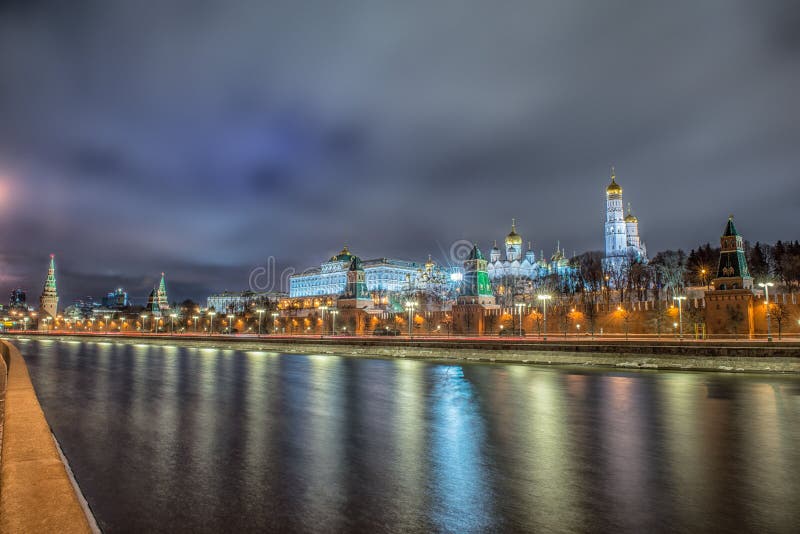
(16, 338, 800, 533)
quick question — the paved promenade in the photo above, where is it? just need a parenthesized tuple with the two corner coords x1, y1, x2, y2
(0, 339, 96, 534)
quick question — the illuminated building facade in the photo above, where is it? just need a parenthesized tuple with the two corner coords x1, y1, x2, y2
(289, 246, 448, 298)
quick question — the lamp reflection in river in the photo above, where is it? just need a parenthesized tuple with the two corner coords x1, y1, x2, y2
(430, 365, 493, 533)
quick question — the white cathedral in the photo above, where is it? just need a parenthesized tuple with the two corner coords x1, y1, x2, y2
(486, 219, 573, 281)
(603, 167, 646, 271)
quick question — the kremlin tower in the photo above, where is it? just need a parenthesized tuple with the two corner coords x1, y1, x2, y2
(146, 272, 170, 315)
(39, 254, 59, 324)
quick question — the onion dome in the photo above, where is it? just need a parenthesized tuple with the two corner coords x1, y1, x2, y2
(624, 203, 638, 223)
(505, 218, 523, 246)
(490, 240, 500, 253)
(425, 254, 435, 270)
(606, 166, 622, 195)
(332, 245, 353, 262)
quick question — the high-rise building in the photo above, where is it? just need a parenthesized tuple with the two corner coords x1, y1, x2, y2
(39, 254, 59, 321)
(603, 167, 647, 271)
(9, 288, 26, 309)
(102, 288, 129, 308)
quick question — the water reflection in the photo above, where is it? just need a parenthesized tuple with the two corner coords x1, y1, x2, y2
(15, 339, 800, 534)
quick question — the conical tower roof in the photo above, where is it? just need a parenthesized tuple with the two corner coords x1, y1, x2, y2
(723, 215, 739, 236)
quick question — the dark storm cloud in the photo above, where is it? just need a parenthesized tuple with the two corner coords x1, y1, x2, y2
(0, 0, 798, 302)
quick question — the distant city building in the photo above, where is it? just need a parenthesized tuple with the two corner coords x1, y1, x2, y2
(64, 297, 99, 319)
(289, 246, 448, 298)
(39, 254, 59, 322)
(102, 288, 129, 309)
(603, 167, 647, 271)
(206, 290, 284, 313)
(9, 288, 26, 310)
(486, 220, 575, 281)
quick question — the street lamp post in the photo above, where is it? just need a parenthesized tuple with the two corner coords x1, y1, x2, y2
(208, 311, 216, 335)
(404, 301, 417, 338)
(515, 302, 526, 337)
(673, 296, 687, 339)
(330, 309, 338, 335)
(319, 305, 327, 335)
(227, 314, 234, 335)
(141, 314, 148, 333)
(537, 294, 551, 341)
(758, 282, 774, 342)
(256, 309, 265, 336)
(170, 313, 177, 334)
(271, 312, 279, 334)
(104, 315, 111, 334)
(193, 315, 199, 332)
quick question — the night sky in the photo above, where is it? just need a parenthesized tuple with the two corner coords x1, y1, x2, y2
(1, 1, 798, 304)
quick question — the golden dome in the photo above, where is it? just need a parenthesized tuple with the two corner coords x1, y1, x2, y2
(624, 203, 638, 223)
(505, 218, 523, 245)
(606, 166, 622, 195)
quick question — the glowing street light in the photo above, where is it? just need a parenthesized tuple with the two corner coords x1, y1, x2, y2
(104, 315, 111, 334)
(256, 309, 265, 335)
(170, 313, 178, 334)
(673, 296, 687, 339)
(227, 314, 234, 335)
(140, 314, 148, 333)
(330, 309, 339, 335)
(537, 294, 552, 340)
(404, 301, 417, 338)
(319, 305, 328, 334)
(271, 312, 279, 334)
(192, 315, 199, 332)
(208, 311, 216, 335)
(514, 302, 526, 337)
(758, 282, 775, 342)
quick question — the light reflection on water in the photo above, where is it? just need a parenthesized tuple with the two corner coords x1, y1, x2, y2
(16, 339, 800, 534)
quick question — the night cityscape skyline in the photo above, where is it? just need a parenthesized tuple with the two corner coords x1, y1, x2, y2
(1, 1, 799, 302)
(2, 4, 800, 534)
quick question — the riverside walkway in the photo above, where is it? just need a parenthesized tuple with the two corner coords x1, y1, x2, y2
(0, 339, 96, 534)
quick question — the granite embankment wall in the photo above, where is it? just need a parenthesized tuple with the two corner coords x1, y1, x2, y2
(0, 339, 95, 534)
(13, 333, 800, 373)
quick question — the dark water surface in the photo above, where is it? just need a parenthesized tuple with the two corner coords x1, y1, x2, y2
(15, 338, 800, 533)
